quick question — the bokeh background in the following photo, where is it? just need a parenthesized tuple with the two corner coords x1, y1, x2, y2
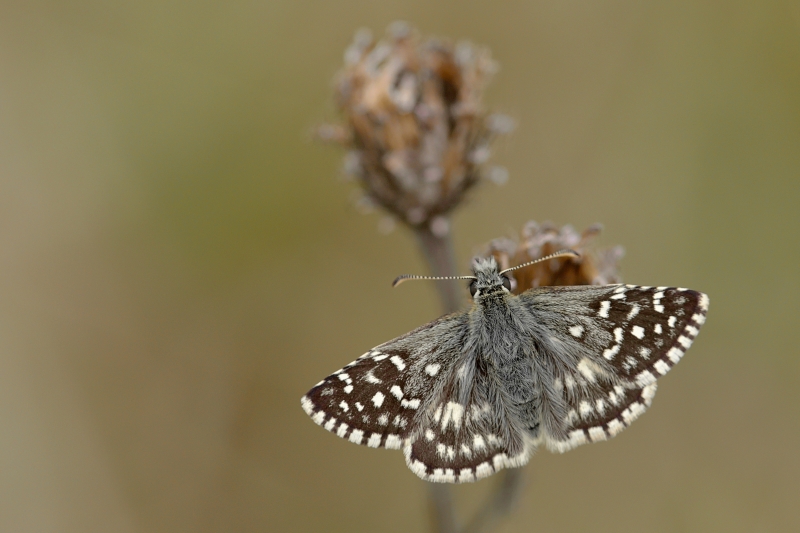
(1, 2, 799, 532)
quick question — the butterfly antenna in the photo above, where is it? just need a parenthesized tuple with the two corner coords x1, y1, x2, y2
(392, 274, 477, 288)
(499, 249, 580, 276)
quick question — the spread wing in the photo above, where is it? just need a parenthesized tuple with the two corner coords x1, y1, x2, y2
(301, 311, 470, 451)
(517, 284, 708, 452)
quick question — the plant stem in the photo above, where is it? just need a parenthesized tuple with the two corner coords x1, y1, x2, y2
(464, 470, 524, 533)
(414, 223, 462, 533)
(414, 225, 463, 315)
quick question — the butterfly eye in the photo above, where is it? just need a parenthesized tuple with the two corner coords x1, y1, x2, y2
(469, 280, 478, 297)
(501, 275, 512, 292)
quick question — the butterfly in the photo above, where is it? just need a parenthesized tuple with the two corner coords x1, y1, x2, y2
(301, 252, 708, 483)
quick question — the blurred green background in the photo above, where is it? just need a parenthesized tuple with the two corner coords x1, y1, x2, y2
(1, 2, 798, 532)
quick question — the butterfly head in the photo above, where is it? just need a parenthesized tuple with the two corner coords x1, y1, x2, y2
(469, 256, 512, 299)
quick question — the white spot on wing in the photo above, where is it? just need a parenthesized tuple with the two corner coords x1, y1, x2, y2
(390, 355, 406, 371)
(349, 429, 364, 444)
(365, 370, 382, 384)
(569, 325, 584, 338)
(598, 301, 611, 318)
(372, 391, 385, 408)
(300, 396, 314, 415)
(654, 360, 670, 375)
(603, 344, 620, 360)
(577, 358, 602, 382)
(666, 347, 682, 363)
(588, 427, 606, 442)
(401, 398, 421, 409)
(367, 433, 382, 447)
(635, 370, 657, 387)
(595, 399, 606, 414)
(385, 434, 402, 449)
(631, 325, 645, 339)
(475, 462, 492, 479)
(436, 443, 447, 458)
(425, 363, 441, 376)
(441, 401, 465, 430)
(607, 419, 625, 436)
(390, 385, 404, 400)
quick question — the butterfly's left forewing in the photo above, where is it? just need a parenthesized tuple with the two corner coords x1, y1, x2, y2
(301, 312, 469, 451)
(519, 284, 708, 453)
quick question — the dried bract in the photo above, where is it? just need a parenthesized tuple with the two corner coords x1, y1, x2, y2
(485, 221, 624, 292)
(318, 22, 513, 233)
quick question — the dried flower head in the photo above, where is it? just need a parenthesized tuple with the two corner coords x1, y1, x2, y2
(485, 221, 624, 292)
(317, 22, 513, 236)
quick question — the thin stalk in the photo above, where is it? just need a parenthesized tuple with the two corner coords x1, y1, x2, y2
(414, 225, 463, 314)
(464, 470, 525, 533)
(413, 223, 461, 533)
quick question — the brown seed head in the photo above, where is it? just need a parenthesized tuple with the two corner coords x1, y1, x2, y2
(317, 22, 513, 235)
(485, 221, 624, 292)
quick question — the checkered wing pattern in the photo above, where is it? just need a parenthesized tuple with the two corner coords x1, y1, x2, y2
(518, 284, 709, 453)
(301, 313, 470, 452)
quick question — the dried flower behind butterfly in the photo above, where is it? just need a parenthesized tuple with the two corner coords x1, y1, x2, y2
(317, 22, 514, 235)
(485, 221, 625, 292)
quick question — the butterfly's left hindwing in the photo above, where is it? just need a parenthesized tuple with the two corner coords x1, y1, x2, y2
(518, 284, 708, 453)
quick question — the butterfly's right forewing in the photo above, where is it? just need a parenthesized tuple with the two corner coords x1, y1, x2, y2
(519, 284, 708, 453)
